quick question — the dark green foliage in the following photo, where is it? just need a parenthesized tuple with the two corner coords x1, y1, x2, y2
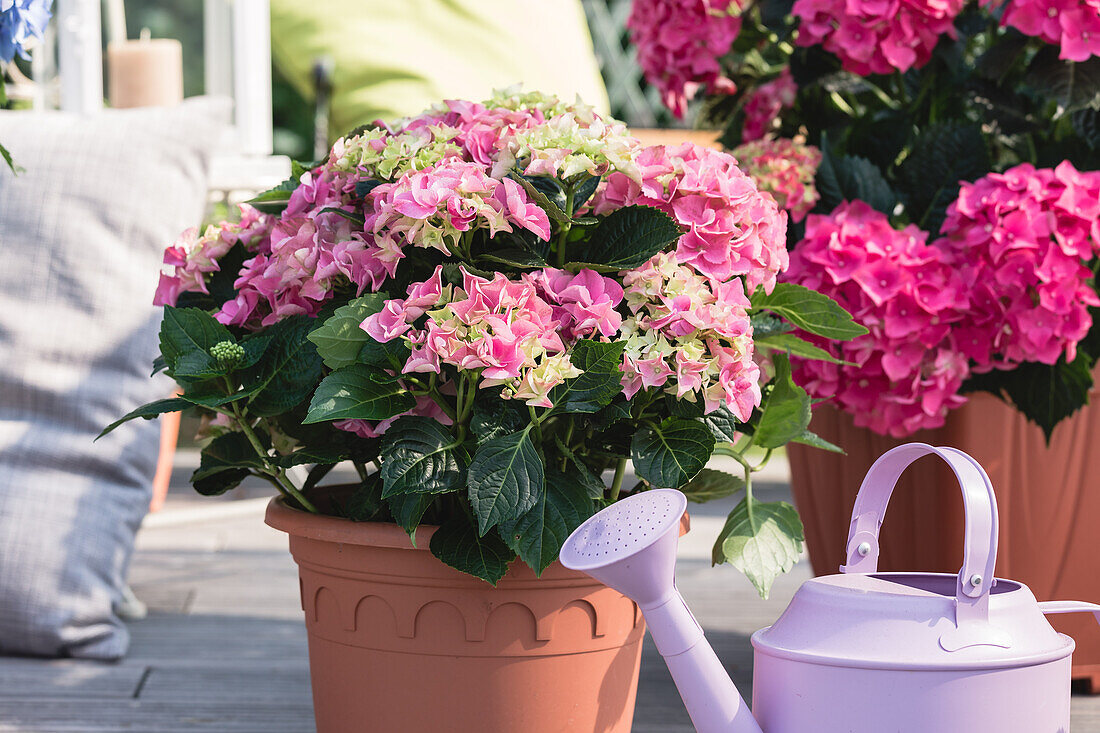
(631, 418, 715, 489)
(429, 514, 516, 585)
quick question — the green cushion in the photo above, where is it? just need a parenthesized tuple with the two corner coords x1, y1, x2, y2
(270, 0, 610, 136)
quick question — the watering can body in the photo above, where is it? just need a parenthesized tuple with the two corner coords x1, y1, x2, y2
(562, 443, 1097, 733)
(751, 443, 1098, 733)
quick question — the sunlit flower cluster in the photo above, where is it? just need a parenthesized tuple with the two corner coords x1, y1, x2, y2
(155, 91, 787, 425)
(595, 143, 789, 291)
(732, 137, 822, 222)
(627, 0, 743, 118)
(363, 267, 576, 408)
(785, 201, 971, 436)
(619, 253, 760, 418)
(936, 162, 1100, 369)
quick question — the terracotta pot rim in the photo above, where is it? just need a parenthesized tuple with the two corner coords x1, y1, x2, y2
(265, 494, 437, 550)
(265, 492, 692, 553)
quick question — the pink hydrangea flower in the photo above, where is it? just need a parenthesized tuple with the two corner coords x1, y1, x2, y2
(528, 268, 625, 338)
(985, 0, 1100, 61)
(619, 252, 761, 418)
(732, 137, 822, 222)
(369, 160, 551, 258)
(936, 162, 1100, 369)
(793, 0, 966, 75)
(361, 268, 576, 407)
(741, 69, 797, 143)
(594, 143, 789, 291)
(153, 205, 274, 307)
(627, 0, 743, 118)
(785, 201, 972, 436)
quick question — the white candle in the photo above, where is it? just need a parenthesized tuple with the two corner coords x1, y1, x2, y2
(107, 29, 183, 109)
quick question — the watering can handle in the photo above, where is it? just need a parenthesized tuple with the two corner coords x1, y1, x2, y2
(841, 443, 1004, 644)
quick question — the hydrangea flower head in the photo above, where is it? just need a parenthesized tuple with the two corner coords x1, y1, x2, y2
(619, 252, 761, 418)
(936, 162, 1100, 369)
(0, 0, 52, 64)
(732, 137, 822, 222)
(785, 201, 971, 436)
(741, 69, 797, 142)
(986, 0, 1100, 61)
(362, 268, 575, 406)
(793, 0, 966, 75)
(595, 142, 789, 291)
(627, 0, 744, 118)
(153, 205, 274, 308)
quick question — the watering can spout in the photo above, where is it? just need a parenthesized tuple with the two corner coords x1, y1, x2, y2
(560, 489, 763, 733)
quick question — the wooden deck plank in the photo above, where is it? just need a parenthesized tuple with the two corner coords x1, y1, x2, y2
(0, 659, 147, 701)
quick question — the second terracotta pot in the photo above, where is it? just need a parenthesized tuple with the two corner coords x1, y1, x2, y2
(265, 497, 652, 733)
(788, 393, 1100, 691)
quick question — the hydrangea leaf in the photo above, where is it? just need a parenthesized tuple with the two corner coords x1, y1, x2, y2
(548, 340, 627, 414)
(379, 416, 465, 498)
(97, 397, 191, 440)
(158, 306, 235, 379)
(576, 205, 683, 270)
(631, 417, 715, 489)
(304, 364, 415, 425)
(753, 354, 812, 450)
(429, 514, 516, 585)
(713, 496, 804, 599)
(681, 468, 745, 504)
(751, 282, 867, 340)
(307, 294, 387, 370)
(468, 427, 544, 535)
(498, 467, 594, 574)
(246, 316, 325, 416)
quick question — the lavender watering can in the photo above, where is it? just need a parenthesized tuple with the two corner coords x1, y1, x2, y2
(560, 443, 1100, 733)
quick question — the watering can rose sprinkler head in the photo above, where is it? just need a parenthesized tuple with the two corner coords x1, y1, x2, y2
(560, 489, 763, 733)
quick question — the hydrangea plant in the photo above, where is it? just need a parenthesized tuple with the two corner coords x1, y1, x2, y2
(106, 90, 865, 595)
(629, 0, 1100, 439)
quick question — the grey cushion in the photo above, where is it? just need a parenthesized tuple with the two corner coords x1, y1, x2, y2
(0, 98, 228, 659)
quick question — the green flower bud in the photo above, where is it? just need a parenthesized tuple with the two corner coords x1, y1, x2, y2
(210, 340, 245, 367)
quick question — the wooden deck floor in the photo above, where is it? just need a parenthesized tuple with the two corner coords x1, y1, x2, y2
(0, 455, 1097, 732)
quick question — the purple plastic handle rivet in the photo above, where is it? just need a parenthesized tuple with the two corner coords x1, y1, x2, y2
(970, 575, 983, 587)
(857, 542, 871, 557)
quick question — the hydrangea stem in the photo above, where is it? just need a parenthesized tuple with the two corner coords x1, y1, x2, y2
(226, 395, 318, 513)
(555, 184, 576, 268)
(609, 458, 627, 501)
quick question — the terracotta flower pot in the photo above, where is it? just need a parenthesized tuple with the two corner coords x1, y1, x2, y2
(265, 495, 655, 733)
(788, 393, 1100, 691)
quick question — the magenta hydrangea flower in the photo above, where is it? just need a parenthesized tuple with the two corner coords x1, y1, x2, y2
(793, 0, 966, 75)
(984, 0, 1100, 61)
(936, 162, 1100, 369)
(594, 142, 789, 292)
(785, 201, 971, 436)
(740, 69, 798, 143)
(732, 137, 822, 223)
(627, 0, 743, 118)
